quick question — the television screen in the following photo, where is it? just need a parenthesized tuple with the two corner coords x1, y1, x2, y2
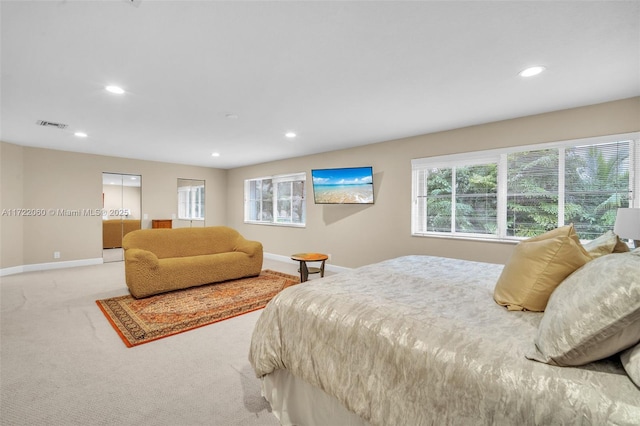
(311, 166, 374, 204)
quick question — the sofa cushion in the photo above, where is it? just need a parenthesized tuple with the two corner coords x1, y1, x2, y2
(123, 226, 243, 258)
(493, 224, 592, 312)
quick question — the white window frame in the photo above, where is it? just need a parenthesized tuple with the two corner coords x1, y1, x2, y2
(244, 172, 306, 227)
(178, 183, 205, 220)
(411, 132, 640, 242)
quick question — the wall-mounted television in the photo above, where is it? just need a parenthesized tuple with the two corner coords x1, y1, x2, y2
(311, 166, 374, 204)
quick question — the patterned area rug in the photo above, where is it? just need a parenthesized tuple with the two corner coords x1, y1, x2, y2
(96, 270, 299, 347)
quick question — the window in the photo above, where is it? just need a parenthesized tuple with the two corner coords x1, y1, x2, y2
(178, 179, 205, 220)
(506, 149, 559, 237)
(412, 133, 639, 241)
(244, 172, 306, 226)
(414, 159, 499, 236)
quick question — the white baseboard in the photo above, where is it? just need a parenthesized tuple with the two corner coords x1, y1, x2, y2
(0, 258, 104, 277)
(264, 252, 352, 274)
(1, 253, 352, 277)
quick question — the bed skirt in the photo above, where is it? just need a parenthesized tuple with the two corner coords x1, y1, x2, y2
(261, 369, 370, 426)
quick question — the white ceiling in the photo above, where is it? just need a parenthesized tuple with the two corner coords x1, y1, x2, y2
(2, 1, 639, 169)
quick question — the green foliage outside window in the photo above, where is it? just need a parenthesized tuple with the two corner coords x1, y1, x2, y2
(417, 138, 634, 240)
(425, 165, 498, 234)
(565, 143, 629, 239)
(507, 149, 559, 237)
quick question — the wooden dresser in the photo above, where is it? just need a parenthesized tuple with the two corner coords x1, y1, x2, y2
(152, 219, 172, 229)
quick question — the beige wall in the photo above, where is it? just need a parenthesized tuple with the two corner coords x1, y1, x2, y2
(226, 97, 640, 268)
(102, 184, 141, 219)
(2, 97, 638, 271)
(0, 146, 226, 268)
(0, 142, 25, 268)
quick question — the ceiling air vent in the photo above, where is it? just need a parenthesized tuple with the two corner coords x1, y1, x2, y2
(36, 120, 68, 130)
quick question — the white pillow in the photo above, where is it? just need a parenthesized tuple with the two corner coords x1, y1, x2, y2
(527, 251, 640, 366)
(620, 343, 640, 387)
(583, 230, 629, 258)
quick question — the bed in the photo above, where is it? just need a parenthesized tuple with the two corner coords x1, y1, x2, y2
(249, 249, 640, 425)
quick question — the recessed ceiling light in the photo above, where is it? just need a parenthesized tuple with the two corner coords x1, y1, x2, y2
(74, 132, 88, 138)
(211, 152, 220, 157)
(105, 85, 125, 94)
(519, 66, 546, 77)
(285, 132, 297, 138)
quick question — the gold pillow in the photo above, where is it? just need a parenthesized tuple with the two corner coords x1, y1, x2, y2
(494, 224, 592, 312)
(613, 237, 631, 253)
(583, 230, 629, 258)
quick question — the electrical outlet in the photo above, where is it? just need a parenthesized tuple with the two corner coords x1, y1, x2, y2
(327, 253, 332, 262)
(53, 251, 61, 259)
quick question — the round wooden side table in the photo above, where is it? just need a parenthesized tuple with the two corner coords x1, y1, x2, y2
(290, 252, 329, 283)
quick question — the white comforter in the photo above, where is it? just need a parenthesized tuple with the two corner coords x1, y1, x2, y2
(249, 255, 640, 425)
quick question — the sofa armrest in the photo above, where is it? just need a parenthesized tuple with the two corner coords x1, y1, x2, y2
(233, 238, 263, 257)
(124, 248, 161, 298)
(125, 248, 160, 269)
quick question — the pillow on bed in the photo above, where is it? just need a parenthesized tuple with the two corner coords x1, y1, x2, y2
(621, 343, 640, 388)
(493, 224, 592, 312)
(583, 230, 629, 258)
(527, 251, 640, 366)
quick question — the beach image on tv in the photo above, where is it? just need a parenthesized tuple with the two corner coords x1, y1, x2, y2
(312, 167, 374, 204)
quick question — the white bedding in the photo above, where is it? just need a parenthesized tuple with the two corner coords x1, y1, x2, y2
(249, 255, 640, 425)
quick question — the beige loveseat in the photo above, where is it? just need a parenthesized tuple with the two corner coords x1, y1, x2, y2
(122, 226, 263, 298)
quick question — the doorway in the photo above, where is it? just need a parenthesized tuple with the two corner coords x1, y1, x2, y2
(177, 178, 205, 228)
(102, 172, 142, 262)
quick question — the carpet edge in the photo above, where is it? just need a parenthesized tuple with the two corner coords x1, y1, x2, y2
(95, 300, 134, 348)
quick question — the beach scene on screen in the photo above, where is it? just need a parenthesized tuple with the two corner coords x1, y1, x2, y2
(312, 167, 374, 204)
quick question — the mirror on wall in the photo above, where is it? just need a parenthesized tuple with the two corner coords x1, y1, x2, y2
(177, 178, 205, 228)
(102, 173, 142, 262)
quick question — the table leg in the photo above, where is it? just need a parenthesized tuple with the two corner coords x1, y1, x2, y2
(299, 261, 309, 282)
(320, 260, 326, 278)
